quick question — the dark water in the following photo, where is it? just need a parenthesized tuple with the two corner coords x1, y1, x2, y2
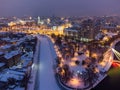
(92, 67, 120, 90)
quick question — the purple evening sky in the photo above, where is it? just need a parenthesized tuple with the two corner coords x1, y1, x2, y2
(0, 0, 120, 17)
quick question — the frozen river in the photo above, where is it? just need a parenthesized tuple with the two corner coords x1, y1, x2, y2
(35, 36, 60, 90)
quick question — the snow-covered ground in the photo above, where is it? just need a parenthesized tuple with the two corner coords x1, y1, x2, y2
(28, 34, 115, 90)
(27, 35, 40, 90)
(36, 36, 60, 90)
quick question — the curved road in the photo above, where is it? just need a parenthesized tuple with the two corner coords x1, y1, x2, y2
(36, 36, 60, 90)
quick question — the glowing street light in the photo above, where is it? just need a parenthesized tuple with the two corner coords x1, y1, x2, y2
(69, 77, 80, 87)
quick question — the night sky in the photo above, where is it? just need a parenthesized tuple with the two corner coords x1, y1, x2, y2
(0, 0, 120, 17)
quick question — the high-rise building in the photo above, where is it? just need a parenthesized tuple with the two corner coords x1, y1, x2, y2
(80, 19, 94, 40)
(37, 16, 41, 25)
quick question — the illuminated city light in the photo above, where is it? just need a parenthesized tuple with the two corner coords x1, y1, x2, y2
(68, 77, 84, 88)
(91, 53, 98, 58)
(112, 48, 120, 60)
(69, 78, 80, 87)
(71, 57, 78, 61)
(69, 62, 76, 66)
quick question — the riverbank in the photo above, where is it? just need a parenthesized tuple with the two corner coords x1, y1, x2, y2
(92, 67, 120, 90)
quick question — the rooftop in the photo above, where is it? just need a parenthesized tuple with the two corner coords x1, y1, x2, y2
(4, 50, 20, 59)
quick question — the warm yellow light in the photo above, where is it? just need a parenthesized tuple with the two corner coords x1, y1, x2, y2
(58, 53, 62, 58)
(59, 63, 63, 67)
(60, 69, 65, 76)
(69, 78, 80, 87)
(92, 53, 97, 58)
(100, 61, 106, 67)
(69, 62, 76, 66)
(61, 58, 64, 63)
(71, 57, 78, 61)
(103, 36, 109, 41)
(94, 68, 99, 73)
(85, 50, 90, 57)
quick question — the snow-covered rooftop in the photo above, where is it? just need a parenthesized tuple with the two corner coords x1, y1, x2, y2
(1, 37, 11, 41)
(4, 50, 20, 59)
(0, 63, 5, 67)
(0, 44, 12, 50)
(0, 52, 4, 55)
(0, 69, 24, 82)
(14, 86, 24, 90)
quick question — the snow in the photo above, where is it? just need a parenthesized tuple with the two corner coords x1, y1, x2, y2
(0, 63, 5, 67)
(68, 55, 86, 74)
(54, 39, 113, 89)
(37, 36, 60, 90)
(95, 33, 103, 40)
(20, 51, 33, 67)
(0, 44, 12, 50)
(12, 87, 24, 90)
(0, 51, 4, 55)
(4, 50, 19, 59)
(9, 65, 27, 72)
(0, 69, 24, 82)
(27, 36, 40, 90)
(27, 34, 114, 90)
(28, 35, 59, 90)
(1, 37, 11, 41)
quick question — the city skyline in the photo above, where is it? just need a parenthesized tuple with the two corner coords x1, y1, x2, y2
(0, 0, 120, 17)
(0, 9, 120, 90)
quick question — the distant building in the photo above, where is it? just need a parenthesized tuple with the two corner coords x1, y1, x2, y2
(80, 19, 95, 40)
(37, 16, 44, 25)
(64, 28, 78, 37)
(64, 25, 92, 42)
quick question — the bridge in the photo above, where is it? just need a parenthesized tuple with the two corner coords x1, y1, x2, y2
(110, 38, 120, 62)
(95, 37, 120, 73)
(103, 38, 120, 69)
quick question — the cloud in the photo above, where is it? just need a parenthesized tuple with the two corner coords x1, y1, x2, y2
(0, 0, 120, 16)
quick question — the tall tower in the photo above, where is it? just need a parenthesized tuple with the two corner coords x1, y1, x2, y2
(37, 16, 41, 25)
